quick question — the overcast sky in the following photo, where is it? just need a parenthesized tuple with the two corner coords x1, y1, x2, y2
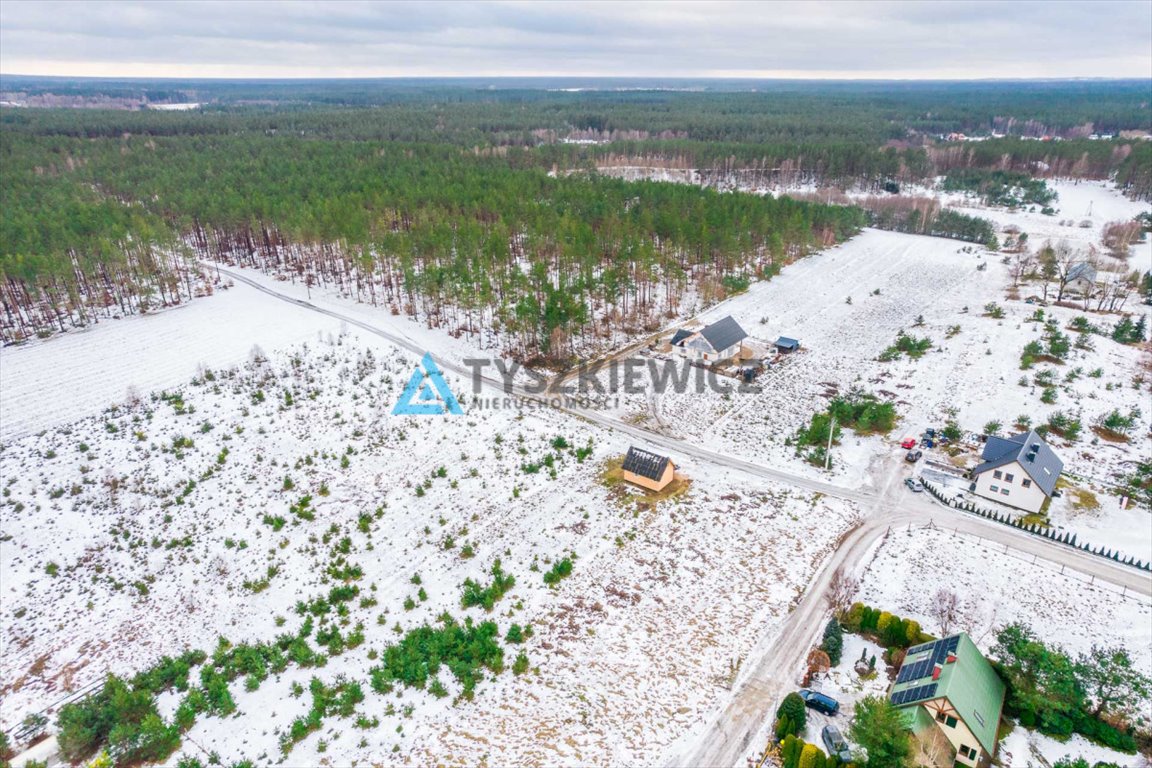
(1, 0, 1149, 80)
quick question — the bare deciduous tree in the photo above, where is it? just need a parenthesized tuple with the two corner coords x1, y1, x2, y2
(1009, 247, 1034, 288)
(1052, 240, 1081, 302)
(1101, 219, 1143, 259)
(929, 587, 961, 636)
(825, 568, 859, 619)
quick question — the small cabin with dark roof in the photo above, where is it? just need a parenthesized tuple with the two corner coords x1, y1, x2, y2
(774, 336, 801, 354)
(621, 446, 676, 492)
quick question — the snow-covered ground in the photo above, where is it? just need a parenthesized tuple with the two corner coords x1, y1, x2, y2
(0, 336, 861, 765)
(0, 281, 346, 442)
(856, 526, 1152, 678)
(801, 632, 889, 749)
(941, 178, 1152, 270)
(581, 220, 1149, 542)
(999, 726, 1145, 768)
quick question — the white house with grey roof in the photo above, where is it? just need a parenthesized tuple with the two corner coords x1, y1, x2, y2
(1064, 262, 1098, 296)
(671, 316, 748, 362)
(969, 429, 1063, 514)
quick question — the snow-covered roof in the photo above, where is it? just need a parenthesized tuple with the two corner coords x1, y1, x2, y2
(971, 429, 1063, 496)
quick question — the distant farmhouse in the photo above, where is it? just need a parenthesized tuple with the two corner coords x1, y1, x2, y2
(621, 446, 676, 492)
(671, 316, 748, 362)
(889, 633, 1005, 768)
(969, 429, 1063, 514)
(1064, 262, 1098, 296)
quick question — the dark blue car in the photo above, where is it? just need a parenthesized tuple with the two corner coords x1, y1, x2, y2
(798, 688, 840, 715)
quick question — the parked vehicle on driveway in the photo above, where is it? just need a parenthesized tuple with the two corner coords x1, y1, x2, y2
(900, 437, 917, 449)
(905, 449, 923, 463)
(904, 477, 924, 492)
(798, 689, 840, 715)
(822, 725, 853, 762)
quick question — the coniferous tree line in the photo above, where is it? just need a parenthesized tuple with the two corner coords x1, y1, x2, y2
(2, 80, 1148, 348)
(1, 132, 865, 354)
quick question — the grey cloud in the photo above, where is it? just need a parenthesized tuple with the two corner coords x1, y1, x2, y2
(0, 0, 1149, 78)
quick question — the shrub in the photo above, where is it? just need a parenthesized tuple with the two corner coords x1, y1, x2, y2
(776, 692, 807, 738)
(798, 742, 825, 768)
(461, 560, 517, 611)
(821, 619, 844, 666)
(368, 614, 503, 698)
(542, 557, 574, 587)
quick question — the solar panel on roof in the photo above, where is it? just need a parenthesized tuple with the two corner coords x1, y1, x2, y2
(910, 683, 938, 702)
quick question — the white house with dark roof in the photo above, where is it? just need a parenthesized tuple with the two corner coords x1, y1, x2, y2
(671, 316, 748, 362)
(969, 429, 1063, 513)
(1065, 262, 1098, 296)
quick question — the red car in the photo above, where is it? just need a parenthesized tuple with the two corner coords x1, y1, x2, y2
(900, 438, 917, 449)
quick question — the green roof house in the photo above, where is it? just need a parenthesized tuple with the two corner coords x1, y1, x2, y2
(888, 633, 1005, 767)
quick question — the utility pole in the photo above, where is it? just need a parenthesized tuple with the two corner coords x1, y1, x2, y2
(824, 415, 836, 471)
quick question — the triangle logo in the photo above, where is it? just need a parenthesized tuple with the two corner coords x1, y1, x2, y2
(393, 353, 464, 416)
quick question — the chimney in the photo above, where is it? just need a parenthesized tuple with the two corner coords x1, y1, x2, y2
(946, 653, 957, 664)
(932, 664, 943, 680)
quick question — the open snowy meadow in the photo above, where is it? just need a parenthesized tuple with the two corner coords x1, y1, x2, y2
(1, 330, 860, 765)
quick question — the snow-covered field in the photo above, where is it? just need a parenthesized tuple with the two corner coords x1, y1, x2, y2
(942, 178, 1152, 270)
(857, 526, 1152, 678)
(586, 219, 1150, 543)
(0, 336, 860, 765)
(0, 281, 347, 441)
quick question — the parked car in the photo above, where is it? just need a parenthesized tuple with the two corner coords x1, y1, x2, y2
(822, 725, 853, 762)
(905, 449, 923, 463)
(798, 689, 840, 715)
(900, 437, 917, 449)
(904, 477, 924, 492)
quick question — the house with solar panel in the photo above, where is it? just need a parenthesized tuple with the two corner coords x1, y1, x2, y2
(671, 316, 748, 362)
(621, 446, 676, 492)
(969, 429, 1063, 514)
(888, 633, 1005, 768)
